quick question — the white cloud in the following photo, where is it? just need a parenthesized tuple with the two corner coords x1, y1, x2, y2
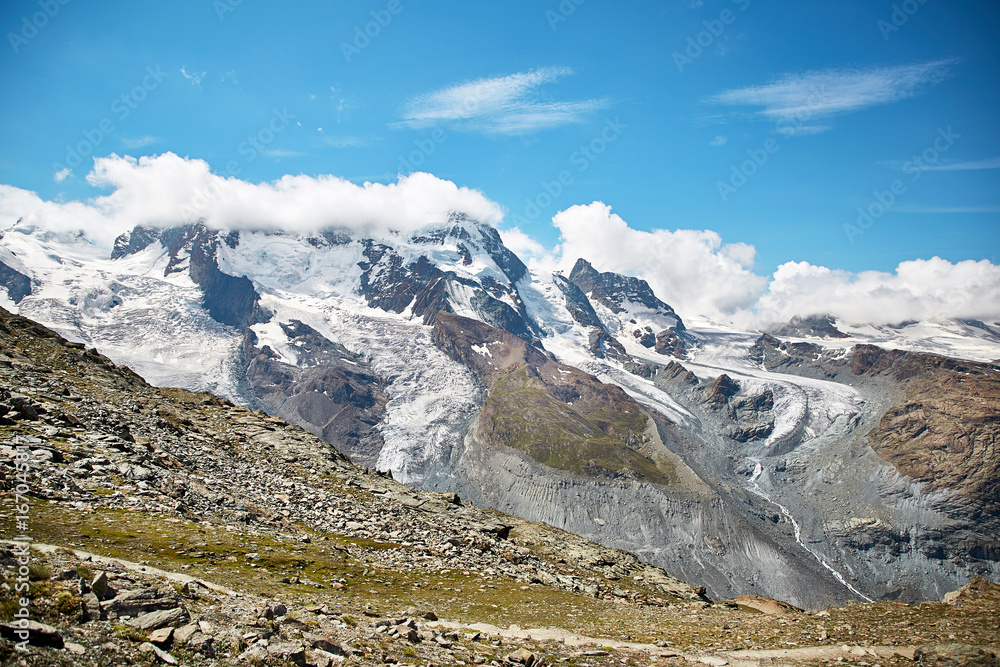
(53, 168, 72, 183)
(120, 136, 161, 149)
(0, 153, 504, 248)
(6, 160, 997, 326)
(755, 258, 1000, 325)
(498, 226, 546, 258)
(542, 201, 1000, 324)
(710, 60, 954, 135)
(180, 67, 206, 89)
(917, 156, 1000, 172)
(261, 149, 305, 158)
(709, 135, 727, 147)
(550, 202, 768, 318)
(397, 67, 609, 134)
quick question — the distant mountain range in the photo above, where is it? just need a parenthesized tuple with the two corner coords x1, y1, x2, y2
(2, 215, 998, 609)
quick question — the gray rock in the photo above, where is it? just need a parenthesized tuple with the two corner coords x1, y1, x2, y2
(393, 623, 419, 643)
(65, 641, 87, 655)
(186, 631, 216, 655)
(149, 627, 173, 646)
(140, 642, 180, 665)
(506, 648, 538, 666)
(129, 607, 188, 631)
(237, 645, 269, 663)
(90, 571, 110, 600)
(81, 592, 103, 622)
(312, 649, 345, 667)
(105, 587, 184, 618)
(267, 642, 307, 666)
(0, 620, 64, 648)
(173, 622, 199, 644)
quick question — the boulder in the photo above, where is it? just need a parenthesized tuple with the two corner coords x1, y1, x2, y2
(0, 620, 64, 648)
(128, 607, 188, 631)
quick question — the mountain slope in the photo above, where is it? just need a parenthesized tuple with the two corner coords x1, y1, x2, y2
(2, 217, 999, 610)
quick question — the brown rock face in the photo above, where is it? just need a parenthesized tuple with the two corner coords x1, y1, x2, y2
(856, 346, 1000, 516)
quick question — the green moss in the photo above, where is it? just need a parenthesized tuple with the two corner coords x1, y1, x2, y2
(113, 624, 146, 642)
(27, 563, 52, 581)
(0, 595, 19, 622)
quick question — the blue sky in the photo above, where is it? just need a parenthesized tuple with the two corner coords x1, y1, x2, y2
(0, 0, 998, 279)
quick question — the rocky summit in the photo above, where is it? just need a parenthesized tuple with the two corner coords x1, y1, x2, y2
(2, 305, 1000, 666)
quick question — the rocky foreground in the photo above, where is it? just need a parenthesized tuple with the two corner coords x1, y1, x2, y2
(1, 305, 999, 666)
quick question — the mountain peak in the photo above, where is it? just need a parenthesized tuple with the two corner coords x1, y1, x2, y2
(567, 257, 682, 324)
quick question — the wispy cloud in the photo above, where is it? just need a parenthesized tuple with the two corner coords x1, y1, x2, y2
(709, 59, 955, 134)
(396, 67, 609, 134)
(709, 135, 727, 147)
(920, 156, 1000, 171)
(261, 149, 305, 158)
(320, 135, 379, 149)
(53, 168, 72, 183)
(120, 135, 161, 150)
(180, 67, 206, 90)
(775, 124, 832, 137)
(881, 155, 1000, 172)
(894, 205, 1000, 213)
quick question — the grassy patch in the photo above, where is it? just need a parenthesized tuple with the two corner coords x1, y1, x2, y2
(481, 366, 670, 484)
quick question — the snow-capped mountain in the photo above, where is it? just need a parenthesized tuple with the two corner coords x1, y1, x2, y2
(2, 216, 999, 610)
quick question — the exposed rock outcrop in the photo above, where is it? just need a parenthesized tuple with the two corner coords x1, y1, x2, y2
(112, 224, 267, 328)
(0, 245, 32, 304)
(242, 320, 388, 466)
